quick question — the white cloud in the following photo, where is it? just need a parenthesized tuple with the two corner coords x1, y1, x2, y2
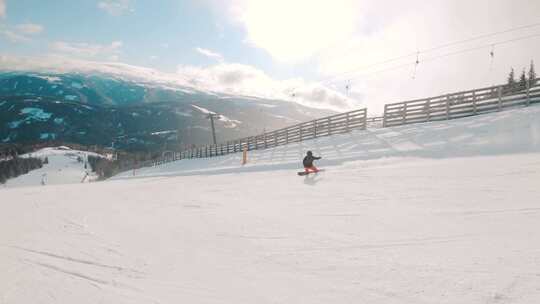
(15, 23, 44, 35)
(50, 41, 123, 59)
(0, 0, 5, 18)
(0, 23, 44, 43)
(149, 55, 159, 60)
(195, 47, 224, 62)
(176, 63, 355, 110)
(98, 0, 133, 16)
(225, 0, 360, 63)
(0, 29, 30, 43)
(315, 0, 540, 113)
(210, 0, 540, 114)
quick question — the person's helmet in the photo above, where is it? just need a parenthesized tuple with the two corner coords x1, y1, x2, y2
(306, 151, 313, 156)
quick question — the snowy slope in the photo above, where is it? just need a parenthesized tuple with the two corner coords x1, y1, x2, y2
(115, 104, 540, 179)
(2, 147, 100, 188)
(1, 105, 540, 303)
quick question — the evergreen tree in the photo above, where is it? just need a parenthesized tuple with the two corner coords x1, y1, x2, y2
(519, 70, 527, 89)
(529, 60, 537, 86)
(507, 68, 517, 90)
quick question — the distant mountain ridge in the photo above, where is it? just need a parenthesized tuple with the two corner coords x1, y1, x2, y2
(0, 72, 335, 151)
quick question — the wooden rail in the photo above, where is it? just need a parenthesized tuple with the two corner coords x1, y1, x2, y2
(180, 108, 367, 159)
(383, 79, 540, 127)
(137, 108, 367, 167)
(127, 79, 540, 171)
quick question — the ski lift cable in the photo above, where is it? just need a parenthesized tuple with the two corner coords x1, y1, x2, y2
(284, 26, 540, 101)
(316, 21, 540, 86)
(342, 32, 540, 82)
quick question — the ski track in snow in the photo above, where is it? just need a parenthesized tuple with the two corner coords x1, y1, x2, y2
(1, 105, 540, 303)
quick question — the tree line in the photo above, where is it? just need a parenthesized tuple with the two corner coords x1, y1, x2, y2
(0, 157, 46, 184)
(87, 151, 161, 180)
(506, 60, 537, 91)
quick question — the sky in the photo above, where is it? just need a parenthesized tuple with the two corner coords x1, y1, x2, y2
(1, 0, 540, 113)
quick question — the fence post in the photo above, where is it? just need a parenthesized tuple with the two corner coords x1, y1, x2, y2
(285, 129, 289, 144)
(346, 112, 350, 132)
(242, 146, 247, 165)
(526, 79, 531, 106)
(402, 103, 407, 125)
(498, 86, 502, 111)
(472, 91, 477, 114)
(327, 117, 332, 135)
(264, 133, 267, 149)
(382, 105, 388, 127)
(362, 109, 367, 130)
(274, 131, 278, 147)
(446, 95, 450, 120)
(314, 121, 318, 138)
(426, 99, 431, 122)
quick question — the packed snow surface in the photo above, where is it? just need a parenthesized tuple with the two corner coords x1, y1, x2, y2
(1, 105, 540, 303)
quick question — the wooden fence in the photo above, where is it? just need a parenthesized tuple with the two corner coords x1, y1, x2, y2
(383, 79, 540, 127)
(137, 108, 367, 167)
(181, 108, 367, 159)
(128, 79, 540, 171)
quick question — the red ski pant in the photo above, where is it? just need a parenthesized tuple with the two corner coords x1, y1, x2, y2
(304, 166, 319, 173)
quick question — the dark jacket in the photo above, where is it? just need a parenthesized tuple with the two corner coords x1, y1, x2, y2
(303, 155, 321, 168)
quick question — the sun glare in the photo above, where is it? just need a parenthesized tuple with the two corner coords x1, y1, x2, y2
(238, 0, 359, 63)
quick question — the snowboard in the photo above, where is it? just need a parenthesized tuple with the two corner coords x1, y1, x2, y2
(297, 169, 324, 176)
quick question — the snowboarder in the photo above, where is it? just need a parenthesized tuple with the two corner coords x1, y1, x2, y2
(302, 151, 321, 174)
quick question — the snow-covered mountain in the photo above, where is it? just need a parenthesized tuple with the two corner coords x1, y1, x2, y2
(0, 72, 335, 150)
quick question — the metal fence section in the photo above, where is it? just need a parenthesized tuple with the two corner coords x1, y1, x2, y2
(383, 79, 540, 128)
